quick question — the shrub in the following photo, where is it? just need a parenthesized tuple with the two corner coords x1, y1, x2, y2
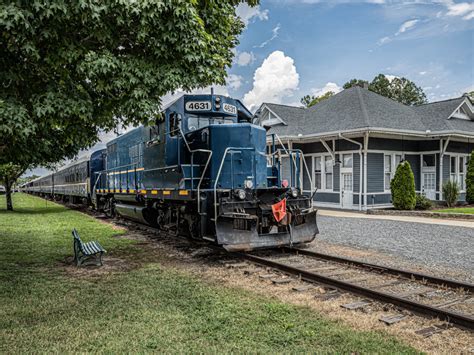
(443, 180, 460, 207)
(390, 161, 416, 210)
(415, 194, 433, 210)
(466, 151, 474, 204)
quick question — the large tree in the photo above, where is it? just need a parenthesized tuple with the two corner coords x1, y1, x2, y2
(0, 0, 255, 210)
(343, 74, 427, 106)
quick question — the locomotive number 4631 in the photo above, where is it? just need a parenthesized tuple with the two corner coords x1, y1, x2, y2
(185, 101, 211, 111)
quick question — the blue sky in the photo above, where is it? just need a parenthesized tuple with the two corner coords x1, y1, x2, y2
(27, 0, 473, 176)
(230, 0, 473, 111)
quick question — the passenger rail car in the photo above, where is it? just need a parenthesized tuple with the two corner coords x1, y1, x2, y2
(23, 150, 106, 204)
(25, 93, 319, 251)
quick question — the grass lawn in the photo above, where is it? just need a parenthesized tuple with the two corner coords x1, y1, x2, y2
(0, 194, 417, 353)
(435, 207, 474, 214)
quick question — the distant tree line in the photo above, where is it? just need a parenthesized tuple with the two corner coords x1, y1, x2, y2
(301, 74, 427, 108)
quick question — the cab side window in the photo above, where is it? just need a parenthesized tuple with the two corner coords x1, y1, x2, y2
(169, 112, 181, 137)
(150, 125, 160, 141)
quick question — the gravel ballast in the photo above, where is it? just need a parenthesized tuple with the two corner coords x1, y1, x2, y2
(312, 214, 474, 278)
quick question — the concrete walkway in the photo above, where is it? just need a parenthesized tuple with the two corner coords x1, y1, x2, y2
(317, 209, 474, 229)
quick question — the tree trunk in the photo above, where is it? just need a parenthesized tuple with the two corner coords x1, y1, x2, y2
(5, 177, 13, 211)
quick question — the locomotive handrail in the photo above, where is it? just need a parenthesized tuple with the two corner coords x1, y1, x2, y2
(213, 147, 257, 224)
(272, 134, 313, 194)
(268, 133, 314, 197)
(178, 126, 213, 213)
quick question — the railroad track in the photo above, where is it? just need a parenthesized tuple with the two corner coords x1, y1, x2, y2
(57, 200, 474, 332)
(235, 248, 474, 331)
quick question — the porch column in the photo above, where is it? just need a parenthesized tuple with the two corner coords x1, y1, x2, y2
(439, 137, 450, 201)
(363, 132, 369, 209)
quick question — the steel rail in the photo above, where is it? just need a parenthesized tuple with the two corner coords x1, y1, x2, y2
(283, 247, 474, 293)
(236, 252, 474, 330)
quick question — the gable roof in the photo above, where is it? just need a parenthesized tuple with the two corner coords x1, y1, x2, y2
(255, 87, 474, 138)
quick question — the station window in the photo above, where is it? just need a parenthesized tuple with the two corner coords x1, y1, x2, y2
(314, 157, 322, 190)
(342, 154, 353, 168)
(450, 155, 467, 191)
(423, 154, 435, 167)
(384, 154, 403, 191)
(313, 155, 334, 191)
(324, 156, 333, 190)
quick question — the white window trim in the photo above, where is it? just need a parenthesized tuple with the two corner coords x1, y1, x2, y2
(383, 153, 404, 192)
(311, 153, 335, 192)
(448, 153, 469, 192)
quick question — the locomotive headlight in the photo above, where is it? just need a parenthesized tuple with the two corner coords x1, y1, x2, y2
(290, 188, 299, 198)
(235, 189, 246, 200)
(244, 179, 253, 189)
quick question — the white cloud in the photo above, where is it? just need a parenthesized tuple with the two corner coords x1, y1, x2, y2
(236, 51, 256, 66)
(243, 51, 299, 112)
(377, 36, 392, 45)
(236, 3, 269, 26)
(395, 19, 419, 35)
(419, 71, 427, 75)
(445, 1, 474, 17)
(436, 0, 474, 20)
(310, 82, 342, 97)
(226, 74, 243, 90)
(255, 24, 281, 48)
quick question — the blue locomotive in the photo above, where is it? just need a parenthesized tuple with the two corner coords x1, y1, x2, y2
(24, 93, 318, 251)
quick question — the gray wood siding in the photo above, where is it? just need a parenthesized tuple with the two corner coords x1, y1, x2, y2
(436, 153, 440, 191)
(353, 153, 361, 193)
(334, 154, 340, 191)
(367, 153, 384, 192)
(443, 155, 450, 184)
(405, 154, 420, 191)
(314, 192, 340, 203)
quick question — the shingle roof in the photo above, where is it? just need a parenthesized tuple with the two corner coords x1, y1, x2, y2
(256, 87, 474, 137)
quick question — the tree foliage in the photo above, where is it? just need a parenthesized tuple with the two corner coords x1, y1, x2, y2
(300, 91, 334, 108)
(466, 151, 474, 204)
(343, 79, 369, 90)
(390, 161, 416, 210)
(0, 1, 253, 209)
(343, 74, 427, 106)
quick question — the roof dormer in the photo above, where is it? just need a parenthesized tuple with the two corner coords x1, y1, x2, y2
(448, 97, 474, 120)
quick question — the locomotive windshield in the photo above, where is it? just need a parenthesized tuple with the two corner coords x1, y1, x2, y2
(187, 115, 235, 131)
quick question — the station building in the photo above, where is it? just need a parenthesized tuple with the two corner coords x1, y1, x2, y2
(254, 86, 474, 210)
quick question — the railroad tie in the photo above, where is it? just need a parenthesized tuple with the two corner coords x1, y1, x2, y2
(271, 278, 292, 285)
(415, 323, 452, 337)
(341, 300, 372, 310)
(379, 314, 408, 325)
(292, 285, 314, 292)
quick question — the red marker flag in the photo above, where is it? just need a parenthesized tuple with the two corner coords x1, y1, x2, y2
(271, 198, 287, 222)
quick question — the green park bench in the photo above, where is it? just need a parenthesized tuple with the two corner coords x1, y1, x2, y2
(72, 228, 106, 266)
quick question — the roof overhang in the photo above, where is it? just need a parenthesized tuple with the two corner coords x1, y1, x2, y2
(267, 127, 474, 143)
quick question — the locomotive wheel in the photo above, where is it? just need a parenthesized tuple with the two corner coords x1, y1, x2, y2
(104, 197, 116, 218)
